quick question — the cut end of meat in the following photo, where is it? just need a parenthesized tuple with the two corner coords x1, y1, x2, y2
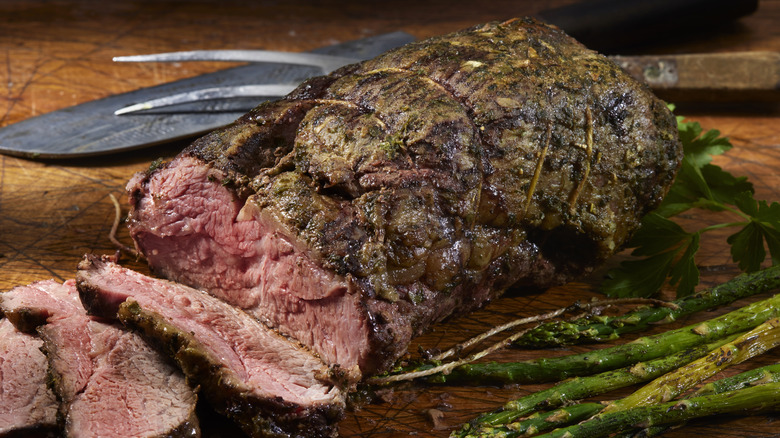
(1, 279, 93, 403)
(126, 155, 376, 376)
(77, 254, 345, 438)
(0, 279, 83, 334)
(63, 321, 199, 438)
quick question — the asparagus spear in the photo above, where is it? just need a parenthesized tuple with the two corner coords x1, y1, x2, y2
(535, 319, 780, 438)
(624, 363, 780, 438)
(517, 265, 780, 348)
(429, 292, 780, 385)
(533, 382, 780, 438)
(602, 318, 780, 413)
(463, 350, 780, 438)
(456, 334, 739, 434)
(693, 362, 780, 396)
(473, 403, 605, 438)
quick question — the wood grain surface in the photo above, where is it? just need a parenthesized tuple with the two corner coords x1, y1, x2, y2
(2, 1, 780, 437)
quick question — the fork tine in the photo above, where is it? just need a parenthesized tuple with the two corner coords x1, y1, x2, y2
(114, 84, 298, 115)
(113, 50, 359, 73)
(112, 50, 358, 115)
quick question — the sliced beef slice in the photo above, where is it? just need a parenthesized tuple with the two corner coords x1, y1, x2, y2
(126, 18, 682, 377)
(65, 321, 199, 438)
(77, 254, 345, 438)
(1, 280, 92, 404)
(0, 318, 58, 437)
(0, 279, 199, 438)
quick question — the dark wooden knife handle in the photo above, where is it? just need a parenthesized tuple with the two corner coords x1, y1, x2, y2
(611, 51, 780, 101)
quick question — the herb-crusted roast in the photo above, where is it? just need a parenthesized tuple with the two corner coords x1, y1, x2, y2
(126, 18, 682, 377)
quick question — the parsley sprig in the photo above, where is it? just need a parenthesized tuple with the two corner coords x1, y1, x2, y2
(603, 112, 780, 298)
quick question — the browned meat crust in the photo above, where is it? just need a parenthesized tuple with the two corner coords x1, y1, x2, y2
(127, 18, 682, 376)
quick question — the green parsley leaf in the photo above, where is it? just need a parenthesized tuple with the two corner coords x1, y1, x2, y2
(602, 252, 675, 298)
(727, 194, 780, 271)
(654, 123, 748, 218)
(656, 162, 752, 219)
(603, 214, 699, 298)
(630, 213, 692, 257)
(728, 222, 766, 272)
(701, 164, 754, 206)
(655, 157, 715, 216)
(765, 227, 780, 265)
(677, 121, 732, 167)
(668, 232, 700, 297)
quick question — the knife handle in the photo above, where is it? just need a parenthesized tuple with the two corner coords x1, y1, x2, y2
(612, 51, 780, 101)
(536, 0, 759, 53)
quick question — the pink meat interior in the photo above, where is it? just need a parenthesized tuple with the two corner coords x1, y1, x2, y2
(83, 259, 342, 407)
(66, 321, 195, 438)
(128, 156, 371, 374)
(1, 280, 92, 401)
(0, 318, 58, 434)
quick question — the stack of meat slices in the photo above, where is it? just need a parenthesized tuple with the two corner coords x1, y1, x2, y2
(0, 279, 200, 438)
(0, 17, 682, 438)
(1, 268, 345, 438)
(77, 255, 346, 438)
(0, 280, 199, 437)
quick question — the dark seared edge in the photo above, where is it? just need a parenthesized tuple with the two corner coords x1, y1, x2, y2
(0, 298, 50, 334)
(0, 425, 59, 438)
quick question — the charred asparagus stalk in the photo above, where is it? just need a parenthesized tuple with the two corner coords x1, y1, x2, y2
(529, 319, 780, 438)
(455, 335, 739, 435)
(461, 342, 780, 438)
(477, 403, 605, 437)
(429, 292, 780, 385)
(533, 381, 780, 438)
(516, 265, 780, 348)
(602, 318, 780, 413)
(625, 363, 780, 438)
(693, 362, 780, 396)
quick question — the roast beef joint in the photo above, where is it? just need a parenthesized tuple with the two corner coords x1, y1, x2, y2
(126, 17, 681, 379)
(1, 17, 682, 438)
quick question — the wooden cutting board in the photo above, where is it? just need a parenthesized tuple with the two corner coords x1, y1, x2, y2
(2, 1, 780, 437)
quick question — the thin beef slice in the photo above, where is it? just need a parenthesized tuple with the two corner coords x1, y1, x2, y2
(125, 18, 683, 377)
(1, 280, 92, 405)
(0, 318, 58, 437)
(77, 254, 345, 438)
(0, 279, 199, 438)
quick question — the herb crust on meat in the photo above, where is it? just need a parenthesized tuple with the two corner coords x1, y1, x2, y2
(127, 17, 682, 377)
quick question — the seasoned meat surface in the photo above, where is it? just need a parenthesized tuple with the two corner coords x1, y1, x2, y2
(127, 18, 682, 376)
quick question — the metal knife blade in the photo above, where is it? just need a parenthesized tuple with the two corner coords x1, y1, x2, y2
(0, 32, 414, 159)
(112, 85, 302, 116)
